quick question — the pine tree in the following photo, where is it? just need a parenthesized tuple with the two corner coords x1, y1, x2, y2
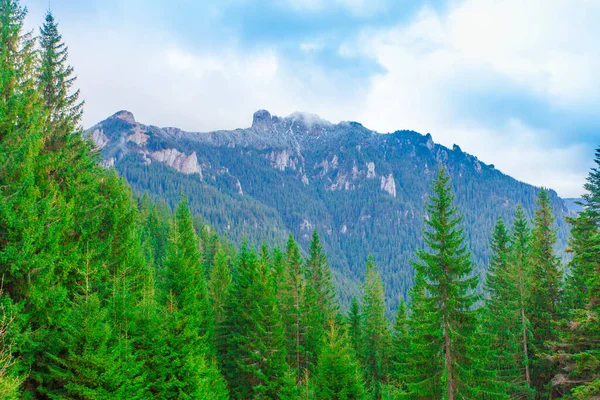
(315, 323, 367, 400)
(360, 255, 392, 398)
(405, 168, 479, 399)
(528, 189, 562, 396)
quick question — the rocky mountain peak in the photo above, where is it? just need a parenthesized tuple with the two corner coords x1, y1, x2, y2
(252, 109, 273, 130)
(112, 110, 136, 125)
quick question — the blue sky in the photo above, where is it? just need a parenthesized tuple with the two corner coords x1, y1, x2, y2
(25, 0, 600, 197)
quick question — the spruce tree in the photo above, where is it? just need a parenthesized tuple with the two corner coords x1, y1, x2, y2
(390, 299, 409, 394)
(478, 217, 533, 398)
(223, 243, 294, 399)
(281, 234, 308, 378)
(38, 10, 82, 133)
(145, 199, 226, 398)
(511, 205, 534, 391)
(528, 189, 562, 396)
(347, 297, 361, 355)
(360, 255, 392, 398)
(551, 147, 600, 398)
(209, 243, 232, 361)
(315, 323, 367, 400)
(304, 229, 337, 372)
(406, 168, 479, 399)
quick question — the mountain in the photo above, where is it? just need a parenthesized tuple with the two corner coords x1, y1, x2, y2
(86, 109, 570, 308)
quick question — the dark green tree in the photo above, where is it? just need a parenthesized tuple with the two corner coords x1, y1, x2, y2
(478, 217, 533, 398)
(406, 168, 480, 399)
(551, 147, 600, 398)
(223, 244, 295, 399)
(360, 255, 392, 398)
(347, 297, 361, 355)
(528, 189, 562, 396)
(304, 229, 337, 372)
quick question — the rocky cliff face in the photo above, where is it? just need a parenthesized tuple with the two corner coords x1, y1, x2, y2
(86, 110, 202, 177)
(86, 109, 570, 309)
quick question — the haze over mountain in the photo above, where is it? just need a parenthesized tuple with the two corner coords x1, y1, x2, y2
(87, 109, 569, 308)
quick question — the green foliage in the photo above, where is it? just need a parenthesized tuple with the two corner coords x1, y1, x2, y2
(315, 323, 367, 400)
(222, 244, 293, 399)
(1, 2, 599, 398)
(551, 147, 600, 399)
(478, 217, 534, 398)
(360, 255, 392, 398)
(347, 297, 361, 355)
(404, 168, 480, 399)
(529, 189, 563, 395)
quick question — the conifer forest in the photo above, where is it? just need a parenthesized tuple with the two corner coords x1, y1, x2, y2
(0, 1, 599, 399)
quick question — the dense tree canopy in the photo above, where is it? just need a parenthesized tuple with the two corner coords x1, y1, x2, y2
(0, 2, 597, 399)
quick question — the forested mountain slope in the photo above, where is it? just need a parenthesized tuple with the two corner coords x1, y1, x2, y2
(87, 109, 569, 308)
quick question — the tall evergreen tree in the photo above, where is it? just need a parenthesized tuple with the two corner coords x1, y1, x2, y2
(38, 10, 82, 133)
(304, 230, 337, 372)
(315, 323, 366, 400)
(478, 217, 533, 398)
(405, 168, 480, 399)
(510, 205, 535, 392)
(528, 189, 562, 396)
(551, 147, 600, 398)
(360, 255, 392, 398)
(390, 299, 410, 394)
(145, 199, 226, 398)
(209, 243, 232, 361)
(223, 243, 295, 399)
(347, 297, 361, 355)
(281, 234, 308, 378)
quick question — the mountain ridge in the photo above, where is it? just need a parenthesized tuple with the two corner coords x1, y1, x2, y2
(86, 109, 570, 309)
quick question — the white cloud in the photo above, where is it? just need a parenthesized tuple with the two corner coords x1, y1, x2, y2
(24, 0, 598, 197)
(345, 0, 600, 197)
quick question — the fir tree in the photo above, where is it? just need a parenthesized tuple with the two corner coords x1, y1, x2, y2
(406, 168, 480, 399)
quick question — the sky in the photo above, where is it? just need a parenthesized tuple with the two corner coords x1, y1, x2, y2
(24, 0, 600, 197)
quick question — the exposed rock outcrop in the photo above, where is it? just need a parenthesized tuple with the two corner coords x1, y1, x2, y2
(380, 173, 397, 198)
(151, 149, 202, 176)
(91, 129, 110, 149)
(114, 110, 136, 124)
(127, 126, 149, 145)
(268, 149, 295, 171)
(366, 162, 376, 178)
